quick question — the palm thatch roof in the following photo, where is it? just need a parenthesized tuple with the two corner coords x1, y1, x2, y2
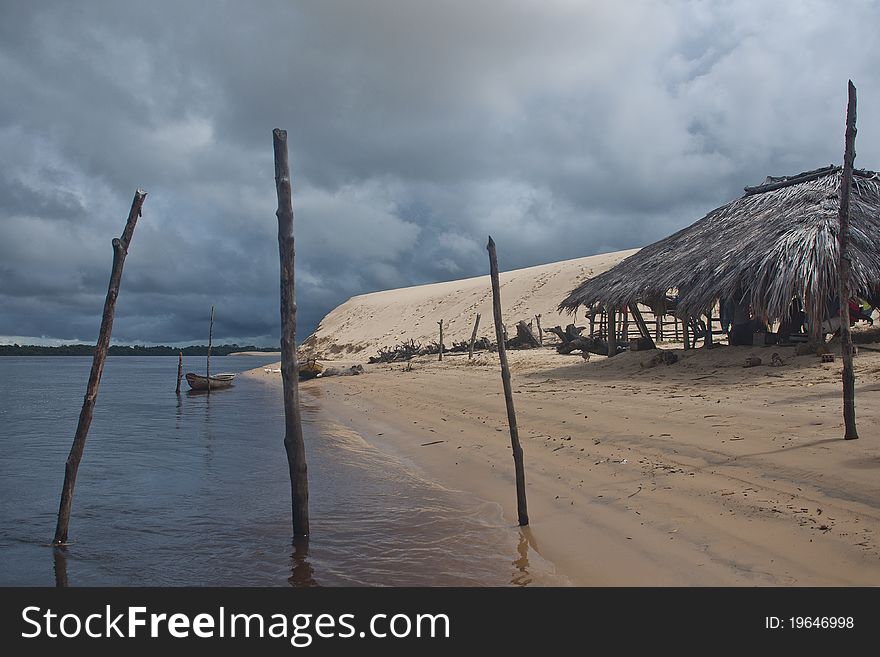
(559, 165, 880, 330)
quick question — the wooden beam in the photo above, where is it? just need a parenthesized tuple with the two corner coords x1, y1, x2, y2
(837, 81, 859, 440)
(487, 236, 529, 526)
(53, 190, 147, 546)
(628, 304, 656, 349)
(274, 128, 310, 536)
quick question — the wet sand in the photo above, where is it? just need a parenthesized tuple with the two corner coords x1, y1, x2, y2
(249, 344, 880, 585)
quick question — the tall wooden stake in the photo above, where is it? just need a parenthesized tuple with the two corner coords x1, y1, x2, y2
(53, 190, 147, 546)
(468, 313, 481, 359)
(535, 314, 543, 345)
(206, 305, 214, 393)
(274, 128, 310, 535)
(837, 81, 859, 440)
(175, 351, 183, 394)
(704, 306, 713, 349)
(438, 319, 444, 361)
(487, 236, 529, 526)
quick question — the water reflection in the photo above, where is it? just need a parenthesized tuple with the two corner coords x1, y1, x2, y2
(511, 527, 540, 587)
(289, 537, 318, 587)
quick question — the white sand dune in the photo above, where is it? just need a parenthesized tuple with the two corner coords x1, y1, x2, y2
(301, 249, 637, 358)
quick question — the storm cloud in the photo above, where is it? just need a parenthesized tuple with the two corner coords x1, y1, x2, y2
(1, 0, 878, 344)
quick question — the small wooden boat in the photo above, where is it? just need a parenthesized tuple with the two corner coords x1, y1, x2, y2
(185, 372, 236, 391)
(299, 359, 323, 381)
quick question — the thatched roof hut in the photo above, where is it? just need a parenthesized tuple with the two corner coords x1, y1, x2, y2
(559, 165, 880, 331)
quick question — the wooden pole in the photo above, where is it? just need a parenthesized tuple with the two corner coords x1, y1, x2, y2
(438, 319, 444, 361)
(837, 81, 859, 440)
(175, 351, 183, 394)
(704, 306, 714, 349)
(206, 305, 214, 393)
(53, 190, 147, 546)
(274, 128, 310, 536)
(468, 313, 481, 359)
(535, 314, 543, 345)
(487, 236, 529, 526)
(683, 317, 690, 350)
(607, 305, 617, 357)
(621, 306, 629, 342)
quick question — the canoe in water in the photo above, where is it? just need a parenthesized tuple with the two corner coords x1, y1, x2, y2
(185, 372, 235, 391)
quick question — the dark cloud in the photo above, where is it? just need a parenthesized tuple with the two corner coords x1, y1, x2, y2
(1, 1, 879, 344)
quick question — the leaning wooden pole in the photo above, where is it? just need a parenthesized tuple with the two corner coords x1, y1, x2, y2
(175, 351, 183, 394)
(837, 80, 859, 440)
(468, 313, 481, 360)
(53, 190, 147, 546)
(487, 236, 529, 526)
(206, 305, 214, 393)
(274, 128, 310, 535)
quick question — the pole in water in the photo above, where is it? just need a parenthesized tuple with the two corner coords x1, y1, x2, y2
(207, 305, 214, 394)
(53, 190, 147, 546)
(487, 236, 529, 526)
(175, 351, 183, 394)
(274, 128, 310, 536)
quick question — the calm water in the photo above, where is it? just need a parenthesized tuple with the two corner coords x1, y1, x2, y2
(0, 356, 560, 586)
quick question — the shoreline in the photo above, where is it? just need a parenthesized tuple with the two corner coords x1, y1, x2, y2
(246, 345, 880, 585)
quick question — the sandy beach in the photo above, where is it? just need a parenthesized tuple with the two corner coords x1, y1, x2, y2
(246, 249, 880, 586)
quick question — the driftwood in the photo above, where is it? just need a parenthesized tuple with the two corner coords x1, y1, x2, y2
(53, 189, 147, 546)
(545, 323, 612, 356)
(487, 236, 529, 526)
(838, 81, 859, 440)
(505, 320, 540, 349)
(274, 128, 310, 537)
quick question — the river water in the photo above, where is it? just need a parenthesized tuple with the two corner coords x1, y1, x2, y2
(0, 356, 560, 586)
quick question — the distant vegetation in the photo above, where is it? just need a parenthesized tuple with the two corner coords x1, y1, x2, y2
(0, 344, 279, 356)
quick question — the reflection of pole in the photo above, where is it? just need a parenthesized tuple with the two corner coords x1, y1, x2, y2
(274, 128, 310, 537)
(487, 236, 529, 527)
(837, 81, 858, 440)
(53, 190, 147, 547)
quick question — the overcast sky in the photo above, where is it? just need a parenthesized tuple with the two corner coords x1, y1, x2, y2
(1, 1, 878, 345)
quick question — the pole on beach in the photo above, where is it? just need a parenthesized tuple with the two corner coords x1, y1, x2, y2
(837, 81, 859, 440)
(468, 313, 481, 360)
(438, 319, 444, 361)
(487, 236, 529, 526)
(206, 305, 214, 393)
(53, 190, 147, 546)
(535, 314, 543, 345)
(176, 351, 183, 394)
(274, 128, 310, 536)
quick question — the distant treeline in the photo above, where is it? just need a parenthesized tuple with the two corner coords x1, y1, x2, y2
(0, 344, 279, 356)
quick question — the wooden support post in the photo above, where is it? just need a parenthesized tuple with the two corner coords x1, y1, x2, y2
(683, 317, 690, 350)
(607, 305, 617, 356)
(535, 314, 543, 345)
(53, 190, 147, 546)
(621, 306, 629, 342)
(655, 313, 662, 342)
(704, 306, 714, 349)
(628, 304, 656, 349)
(837, 81, 859, 440)
(468, 313, 481, 359)
(206, 305, 214, 393)
(438, 319, 444, 361)
(175, 351, 183, 394)
(274, 128, 310, 536)
(674, 315, 679, 342)
(487, 236, 529, 526)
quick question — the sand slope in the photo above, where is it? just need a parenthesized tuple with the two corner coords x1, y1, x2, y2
(300, 249, 637, 359)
